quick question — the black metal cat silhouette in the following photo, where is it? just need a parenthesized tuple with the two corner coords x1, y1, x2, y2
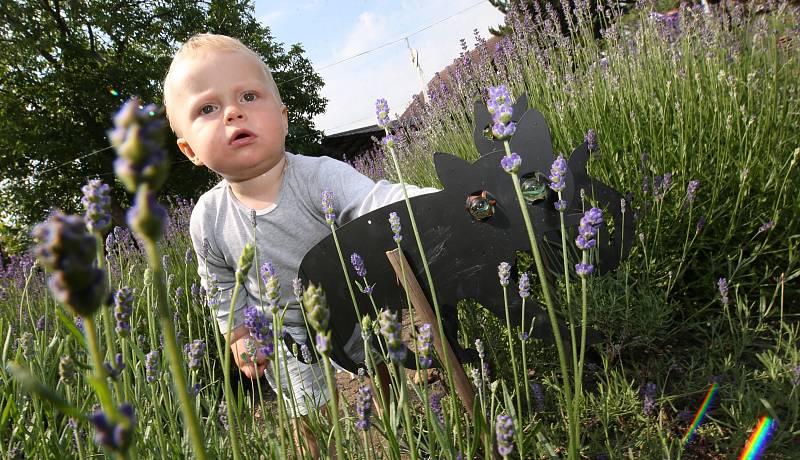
(297, 94, 633, 372)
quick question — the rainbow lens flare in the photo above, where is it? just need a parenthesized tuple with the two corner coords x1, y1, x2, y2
(681, 382, 719, 445)
(738, 416, 776, 460)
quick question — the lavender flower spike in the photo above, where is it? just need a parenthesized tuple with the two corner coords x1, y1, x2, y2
(685, 180, 700, 204)
(33, 212, 106, 316)
(375, 98, 390, 129)
(113, 287, 134, 337)
(718, 278, 730, 306)
(495, 414, 515, 456)
(379, 308, 406, 362)
(575, 263, 594, 277)
(549, 154, 567, 192)
(498, 262, 511, 287)
(184, 339, 206, 370)
(145, 350, 159, 383)
(388, 211, 402, 243)
(500, 152, 522, 174)
(758, 220, 775, 233)
(350, 253, 367, 277)
(585, 129, 598, 153)
(109, 98, 169, 193)
(355, 385, 372, 430)
(429, 392, 445, 425)
(518, 272, 530, 298)
(416, 323, 434, 369)
(321, 190, 336, 225)
(81, 179, 112, 234)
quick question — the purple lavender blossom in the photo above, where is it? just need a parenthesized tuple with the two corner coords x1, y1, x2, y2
(429, 392, 444, 425)
(685, 180, 700, 204)
(375, 98, 390, 129)
(145, 350, 159, 383)
(321, 190, 336, 225)
(758, 220, 775, 233)
(641, 382, 657, 416)
(243, 307, 275, 360)
(500, 152, 522, 173)
(35, 315, 46, 332)
(184, 340, 205, 370)
(315, 332, 330, 354)
(88, 403, 136, 453)
(185, 248, 193, 264)
(382, 134, 396, 149)
(350, 253, 367, 277)
(554, 199, 567, 211)
(718, 278, 730, 306)
(575, 263, 594, 277)
(492, 121, 517, 139)
(498, 262, 511, 287)
(576, 207, 603, 250)
(355, 385, 372, 430)
(379, 309, 406, 362)
(109, 99, 169, 194)
(585, 129, 598, 153)
(114, 287, 133, 337)
(495, 414, 515, 456)
(81, 179, 112, 234)
(389, 211, 402, 243)
(292, 277, 303, 304)
(416, 323, 433, 369)
(518, 331, 529, 341)
(127, 190, 168, 241)
(103, 353, 125, 380)
(791, 365, 800, 386)
(33, 212, 106, 317)
(549, 154, 567, 192)
(696, 215, 707, 234)
(486, 85, 516, 140)
(261, 261, 280, 312)
(518, 272, 530, 298)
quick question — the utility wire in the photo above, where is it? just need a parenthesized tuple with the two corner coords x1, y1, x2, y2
(276, 0, 488, 88)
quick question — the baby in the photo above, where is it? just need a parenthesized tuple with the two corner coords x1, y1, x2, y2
(163, 33, 434, 456)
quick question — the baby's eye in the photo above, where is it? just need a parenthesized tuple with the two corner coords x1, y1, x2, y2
(242, 92, 257, 102)
(200, 104, 216, 115)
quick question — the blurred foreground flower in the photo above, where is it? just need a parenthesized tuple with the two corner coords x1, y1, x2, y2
(33, 213, 106, 317)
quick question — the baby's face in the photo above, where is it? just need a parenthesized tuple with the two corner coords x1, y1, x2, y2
(169, 50, 288, 182)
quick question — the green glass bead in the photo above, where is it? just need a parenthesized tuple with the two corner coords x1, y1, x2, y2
(521, 173, 548, 203)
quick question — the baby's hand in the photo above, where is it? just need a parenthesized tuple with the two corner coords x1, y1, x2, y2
(228, 326, 269, 379)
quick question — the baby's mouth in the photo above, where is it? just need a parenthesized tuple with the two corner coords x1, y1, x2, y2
(229, 130, 256, 145)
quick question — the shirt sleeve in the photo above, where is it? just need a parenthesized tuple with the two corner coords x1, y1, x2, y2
(311, 156, 439, 224)
(189, 196, 249, 334)
(354, 179, 439, 217)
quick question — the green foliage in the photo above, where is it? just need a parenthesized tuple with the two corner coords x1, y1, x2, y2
(0, 0, 326, 250)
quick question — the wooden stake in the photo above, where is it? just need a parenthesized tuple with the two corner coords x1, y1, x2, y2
(385, 248, 475, 421)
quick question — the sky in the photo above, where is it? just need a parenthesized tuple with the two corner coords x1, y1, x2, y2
(252, 0, 505, 135)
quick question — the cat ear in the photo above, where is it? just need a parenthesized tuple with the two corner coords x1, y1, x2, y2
(507, 107, 555, 174)
(433, 152, 472, 191)
(567, 141, 590, 179)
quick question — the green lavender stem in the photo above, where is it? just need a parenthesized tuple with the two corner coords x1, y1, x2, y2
(220, 279, 244, 460)
(502, 140, 577, 459)
(501, 286, 525, 458)
(320, 347, 345, 457)
(143, 237, 208, 460)
(384, 131, 463, 439)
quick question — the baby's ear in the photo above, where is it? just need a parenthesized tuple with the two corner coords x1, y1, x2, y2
(177, 138, 203, 166)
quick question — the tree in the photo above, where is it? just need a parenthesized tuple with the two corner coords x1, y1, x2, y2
(0, 0, 326, 252)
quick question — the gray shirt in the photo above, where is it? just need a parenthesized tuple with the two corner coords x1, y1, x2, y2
(189, 152, 437, 342)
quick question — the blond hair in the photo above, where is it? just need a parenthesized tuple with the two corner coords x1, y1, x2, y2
(163, 33, 282, 133)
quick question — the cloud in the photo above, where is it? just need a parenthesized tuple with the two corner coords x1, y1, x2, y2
(312, 2, 504, 134)
(336, 12, 390, 59)
(259, 10, 286, 27)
